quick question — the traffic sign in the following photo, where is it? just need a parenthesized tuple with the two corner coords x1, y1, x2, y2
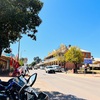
(84, 58, 92, 64)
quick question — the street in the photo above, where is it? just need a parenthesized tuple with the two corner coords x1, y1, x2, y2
(30, 69, 100, 100)
(0, 69, 100, 100)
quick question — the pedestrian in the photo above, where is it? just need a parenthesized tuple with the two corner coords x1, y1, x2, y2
(84, 64, 87, 74)
(65, 68, 68, 73)
(26, 66, 29, 73)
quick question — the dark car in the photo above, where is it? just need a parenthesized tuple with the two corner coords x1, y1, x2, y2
(34, 66, 38, 70)
(28, 66, 33, 70)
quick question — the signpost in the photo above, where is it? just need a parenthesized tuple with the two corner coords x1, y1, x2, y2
(84, 58, 94, 75)
(83, 58, 93, 74)
(84, 58, 92, 64)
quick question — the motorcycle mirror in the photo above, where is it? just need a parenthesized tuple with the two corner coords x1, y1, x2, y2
(27, 73, 37, 86)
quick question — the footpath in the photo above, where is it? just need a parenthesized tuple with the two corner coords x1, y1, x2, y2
(65, 72, 100, 79)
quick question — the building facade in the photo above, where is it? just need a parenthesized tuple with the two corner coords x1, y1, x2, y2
(0, 56, 10, 73)
(38, 44, 92, 72)
(0, 53, 20, 75)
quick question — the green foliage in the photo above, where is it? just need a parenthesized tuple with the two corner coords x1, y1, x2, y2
(64, 46, 83, 64)
(19, 58, 24, 66)
(33, 56, 41, 64)
(54, 44, 67, 63)
(30, 56, 41, 66)
(0, 0, 43, 55)
(31, 61, 36, 66)
(55, 51, 66, 63)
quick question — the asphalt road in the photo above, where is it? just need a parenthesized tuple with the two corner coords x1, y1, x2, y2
(29, 69, 100, 100)
(0, 69, 100, 100)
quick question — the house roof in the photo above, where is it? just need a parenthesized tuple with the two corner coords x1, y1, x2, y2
(80, 49, 90, 53)
(94, 58, 100, 61)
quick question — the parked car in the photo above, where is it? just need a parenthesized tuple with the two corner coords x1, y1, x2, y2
(45, 66, 55, 73)
(28, 66, 33, 70)
(40, 66, 45, 70)
(34, 66, 38, 70)
(52, 65, 62, 72)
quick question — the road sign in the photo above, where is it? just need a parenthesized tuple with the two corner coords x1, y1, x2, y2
(84, 58, 92, 64)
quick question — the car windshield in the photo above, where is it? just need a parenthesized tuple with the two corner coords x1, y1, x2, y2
(55, 66, 61, 68)
(47, 66, 53, 68)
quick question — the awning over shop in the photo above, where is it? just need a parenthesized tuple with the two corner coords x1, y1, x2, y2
(3, 53, 15, 57)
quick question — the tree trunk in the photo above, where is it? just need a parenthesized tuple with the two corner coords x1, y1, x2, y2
(0, 47, 2, 56)
(74, 63, 78, 73)
(63, 61, 66, 71)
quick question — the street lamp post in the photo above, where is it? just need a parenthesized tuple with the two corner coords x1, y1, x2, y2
(17, 38, 20, 61)
(91, 56, 94, 75)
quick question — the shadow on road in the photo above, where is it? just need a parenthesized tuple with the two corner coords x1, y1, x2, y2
(34, 88, 86, 100)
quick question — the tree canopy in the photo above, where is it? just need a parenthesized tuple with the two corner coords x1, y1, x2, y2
(64, 46, 83, 64)
(19, 57, 25, 66)
(64, 46, 83, 73)
(33, 56, 41, 64)
(0, 0, 43, 56)
(30, 56, 41, 67)
(54, 44, 67, 63)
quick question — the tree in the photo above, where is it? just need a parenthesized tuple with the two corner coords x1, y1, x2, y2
(0, 0, 43, 56)
(64, 46, 83, 73)
(30, 61, 36, 67)
(19, 58, 25, 66)
(54, 50, 66, 69)
(54, 44, 68, 70)
(33, 56, 41, 64)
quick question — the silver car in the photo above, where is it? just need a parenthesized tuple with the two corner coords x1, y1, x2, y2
(45, 66, 55, 73)
(52, 65, 62, 72)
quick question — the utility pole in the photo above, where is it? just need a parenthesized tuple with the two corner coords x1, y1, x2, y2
(91, 56, 94, 75)
(17, 38, 20, 61)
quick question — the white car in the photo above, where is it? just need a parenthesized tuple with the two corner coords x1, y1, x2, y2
(45, 66, 55, 73)
(40, 66, 44, 70)
(52, 65, 62, 72)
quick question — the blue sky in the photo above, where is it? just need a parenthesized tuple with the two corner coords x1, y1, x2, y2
(10, 0, 100, 64)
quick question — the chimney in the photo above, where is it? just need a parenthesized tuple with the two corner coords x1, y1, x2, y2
(68, 44, 71, 48)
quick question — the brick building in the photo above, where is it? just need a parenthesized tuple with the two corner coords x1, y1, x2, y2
(37, 44, 91, 73)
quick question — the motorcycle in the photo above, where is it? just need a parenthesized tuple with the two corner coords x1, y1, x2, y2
(0, 73, 49, 100)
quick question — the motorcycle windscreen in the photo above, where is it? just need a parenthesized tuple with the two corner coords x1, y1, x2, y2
(27, 73, 37, 87)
